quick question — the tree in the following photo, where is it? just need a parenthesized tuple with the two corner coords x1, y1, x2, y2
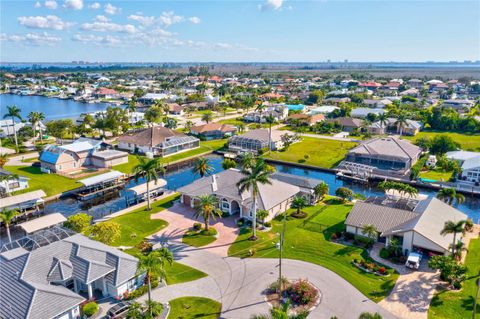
(237, 157, 273, 239)
(136, 248, 173, 317)
(3, 105, 22, 152)
(201, 111, 214, 124)
(46, 119, 75, 144)
(239, 152, 256, 170)
(256, 209, 269, 224)
(377, 113, 388, 130)
(395, 112, 409, 136)
(126, 302, 143, 319)
(0, 208, 20, 243)
(251, 301, 308, 319)
(378, 181, 418, 198)
(0, 154, 7, 168)
(192, 157, 213, 178)
(428, 255, 467, 288)
(144, 300, 164, 318)
(184, 120, 194, 132)
(449, 240, 468, 261)
(265, 114, 276, 151)
(280, 133, 296, 151)
(27, 111, 45, 142)
(222, 158, 237, 170)
(441, 220, 467, 255)
(291, 196, 307, 216)
(437, 187, 465, 206)
(89, 221, 121, 245)
(193, 194, 222, 231)
(126, 99, 137, 113)
(358, 313, 382, 319)
(132, 157, 165, 210)
(335, 187, 353, 202)
(144, 106, 163, 126)
(361, 224, 378, 242)
(429, 135, 460, 155)
(64, 213, 92, 233)
(313, 181, 329, 201)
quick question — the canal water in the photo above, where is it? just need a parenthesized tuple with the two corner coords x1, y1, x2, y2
(0, 94, 110, 120)
(45, 154, 480, 222)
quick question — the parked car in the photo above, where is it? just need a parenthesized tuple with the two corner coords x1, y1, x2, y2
(106, 301, 133, 319)
(405, 252, 422, 270)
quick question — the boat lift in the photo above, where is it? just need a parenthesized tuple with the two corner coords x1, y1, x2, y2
(126, 179, 167, 206)
(76, 170, 125, 201)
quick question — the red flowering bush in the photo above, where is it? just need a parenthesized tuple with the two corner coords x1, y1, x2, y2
(378, 267, 386, 274)
(286, 279, 318, 305)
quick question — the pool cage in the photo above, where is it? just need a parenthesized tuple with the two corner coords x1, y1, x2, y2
(0, 226, 76, 253)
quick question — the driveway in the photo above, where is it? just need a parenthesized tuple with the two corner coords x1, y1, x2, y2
(5, 151, 38, 166)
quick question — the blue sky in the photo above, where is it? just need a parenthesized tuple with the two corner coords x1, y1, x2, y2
(1, 0, 479, 62)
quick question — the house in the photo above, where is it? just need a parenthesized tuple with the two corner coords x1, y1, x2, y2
(443, 99, 475, 110)
(344, 137, 422, 175)
(0, 119, 26, 138)
(345, 196, 467, 255)
(90, 150, 129, 168)
(367, 118, 422, 136)
(359, 82, 383, 90)
(446, 151, 480, 183)
(0, 228, 142, 319)
(244, 104, 289, 123)
(287, 113, 325, 126)
(363, 99, 393, 109)
(308, 105, 339, 115)
(326, 117, 364, 132)
(190, 122, 236, 140)
(271, 172, 323, 204)
(323, 97, 351, 105)
(399, 88, 419, 97)
(0, 168, 29, 195)
(351, 108, 385, 119)
(118, 126, 200, 157)
(95, 88, 120, 99)
(178, 168, 300, 221)
(407, 79, 424, 88)
(167, 103, 185, 115)
(228, 129, 286, 153)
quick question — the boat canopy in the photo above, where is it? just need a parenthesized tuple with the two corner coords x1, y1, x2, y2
(128, 179, 167, 195)
(0, 190, 46, 209)
(18, 213, 67, 234)
(79, 170, 124, 187)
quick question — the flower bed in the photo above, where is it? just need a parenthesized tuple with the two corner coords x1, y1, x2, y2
(352, 259, 390, 277)
(266, 278, 321, 314)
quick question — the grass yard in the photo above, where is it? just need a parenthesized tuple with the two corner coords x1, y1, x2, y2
(168, 297, 221, 319)
(429, 238, 480, 319)
(418, 169, 454, 182)
(266, 137, 357, 169)
(403, 131, 480, 152)
(113, 139, 226, 174)
(4, 166, 81, 196)
(182, 227, 218, 247)
(228, 201, 399, 302)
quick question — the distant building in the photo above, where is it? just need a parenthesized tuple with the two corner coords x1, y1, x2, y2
(326, 117, 364, 132)
(228, 129, 286, 153)
(446, 151, 480, 183)
(95, 88, 120, 99)
(287, 113, 325, 126)
(367, 118, 422, 136)
(244, 105, 289, 123)
(0, 168, 29, 195)
(351, 108, 385, 119)
(363, 99, 393, 109)
(190, 122, 236, 140)
(443, 99, 475, 110)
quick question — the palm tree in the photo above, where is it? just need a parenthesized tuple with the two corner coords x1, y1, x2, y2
(450, 240, 468, 261)
(136, 248, 173, 317)
(144, 300, 164, 317)
(251, 301, 309, 319)
(126, 99, 137, 113)
(28, 111, 45, 142)
(0, 173, 19, 195)
(291, 196, 307, 216)
(358, 312, 382, 319)
(265, 114, 276, 151)
(222, 158, 237, 170)
(126, 302, 143, 319)
(3, 105, 22, 152)
(313, 181, 329, 201)
(441, 220, 467, 255)
(437, 187, 465, 205)
(377, 113, 388, 133)
(0, 208, 20, 243)
(132, 157, 165, 210)
(184, 120, 194, 132)
(192, 157, 213, 178)
(395, 112, 408, 136)
(0, 154, 7, 168)
(237, 158, 273, 239)
(201, 111, 214, 124)
(193, 194, 222, 231)
(361, 224, 378, 242)
(239, 152, 256, 170)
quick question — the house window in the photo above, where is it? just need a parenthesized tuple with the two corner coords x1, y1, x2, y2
(221, 198, 230, 210)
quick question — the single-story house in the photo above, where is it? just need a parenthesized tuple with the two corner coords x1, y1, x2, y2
(178, 168, 300, 221)
(0, 229, 143, 319)
(0, 168, 29, 195)
(95, 88, 120, 99)
(345, 196, 468, 255)
(345, 137, 422, 174)
(190, 122, 236, 140)
(118, 126, 200, 157)
(167, 103, 185, 115)
(447, 151, 480, 183)
(443, 99, 475, 110)
(244, 105, 289, 123)
(271, 172, 323, 204)
(326, 117, 364, 132)
(308, 105, 339, 115)
(367, 118, 422, 136)
(287, 113, 325, 126)
(228, 129, 285, 153)
(351, 108, 386, 119)
(363, 99, 393, 109)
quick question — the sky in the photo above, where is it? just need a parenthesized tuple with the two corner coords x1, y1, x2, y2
(1, 0, 479, 62)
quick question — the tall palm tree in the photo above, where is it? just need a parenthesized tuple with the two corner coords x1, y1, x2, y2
(239, 152, 256, 170)
(3, 105, 22, 152)
(437, 187, 465, 206)
(0, 208, 20, 243)
(201, 111, 214, 124)
(0, 173, 19, 195)
(132, 157, 165, 210)
(377, 113, 388, 133)
(441, 220, 466, 255)
(291, 196, 307, 216)
(361, 224, 378, 242)
(194, 194, 222, 231)
(265, 114, 276, 151)
(184, 120, 194, 132)
(313, 181, 329, 201)
(450, 240, 468, 261)
(395, 112, 408, 136)
(136, 248, 173, 317)
(192, 157, 213, 178)
(237, 158, 273, 239)
(28, 111, 45, 142)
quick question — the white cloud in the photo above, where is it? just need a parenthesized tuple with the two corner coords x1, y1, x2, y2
(1, 32, 61, 46)
(44, 0, 58, 9)
(158, 11, 184, 27)
(72, 33, 121, 46)
(215, 42, 234, 49)
(63, 0, 83, 10)
(128, 14, 156, 26)
(259, 0, 283, 11)
(88, 2, 100, 9)
(95, 15, 110, 22)
(104, 3, 120, 15)
(18, 15, 73, 30)
(188, 16, 201, 24)
(81, 21, 137, 33)
(34, 1, 42, 8)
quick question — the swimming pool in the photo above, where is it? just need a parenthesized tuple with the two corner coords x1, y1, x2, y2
(286, 104, 305, 111)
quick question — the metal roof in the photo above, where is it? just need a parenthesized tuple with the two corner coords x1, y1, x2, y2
(128, 179, 167, 195)
(0, 190, 47, 209)
(79, 170, 124, 187)
(18, 213, 67, 234)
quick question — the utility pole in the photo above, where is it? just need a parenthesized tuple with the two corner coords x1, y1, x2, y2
(474, 270, 480, 319)
(277, 209, 287, 297)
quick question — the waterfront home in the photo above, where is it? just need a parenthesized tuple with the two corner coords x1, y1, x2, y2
(323, 97, 351, 104)
(344, 137, 422, 175)
(244, 104, 289, 123)
(0, 119, 26, 138)
(326, 117, 364, 133)
(118, 126, 200, 157)
(351, 108, 385, 119)
(0, 168, 29, 196)
(0, 229, 143, 319)
(137, 93, 179, 105)
(190, 122, 236, 140)
(178, 168, 300, 221)
(287, 113, 325, 126)
(446, 151, 480, 183)
(367, 118, 422, 136)
(95, 87, 120, 99)
(345, 196, 467, 256)
(228, 129, 285, 153)
(271, 172, 323, 204)
(308, 105, 339, 115)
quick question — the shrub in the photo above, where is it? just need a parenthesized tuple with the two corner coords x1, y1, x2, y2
(263, 221, 272, 228)
(287, 279, 318, 305)
(344, 232, 354, 240)
(379, 248, 390, 259)
(193, 222, 202, 231)
(330, 233, 338, 240)
(378, 267, 386, 274)
(136, 241, 153, 254)
(82, 302, 99, 317)
(64, 213, 92, 233)
(237, 218, 245, 227)
(127, 278, 159, 299)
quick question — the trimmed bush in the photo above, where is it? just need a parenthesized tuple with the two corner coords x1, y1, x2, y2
(379, 248, 390, 259)
(193, 222, 202, 231)
(82, 302, 99, 317)
(263, 221, 272, 228)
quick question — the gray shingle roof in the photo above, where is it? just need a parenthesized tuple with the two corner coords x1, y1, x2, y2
(348, 137, 422, 160)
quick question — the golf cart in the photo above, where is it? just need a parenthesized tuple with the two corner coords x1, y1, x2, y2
(405, 252, 422, 270)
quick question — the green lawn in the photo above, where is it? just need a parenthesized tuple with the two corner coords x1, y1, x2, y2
(4, 166, 82, 197)
(182, 227, 218, 247)
(403, 131, 480, 152)
(113, 139, 226, 174)
(163, 261, 208, 285)
(429, 238, 480, 319)
(266, 137, 357, 169)
(228, 201, 399, 302)
(104, 194, 179, 247)
(168, 297, 221, 319)
(418, 169, 454, 182)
